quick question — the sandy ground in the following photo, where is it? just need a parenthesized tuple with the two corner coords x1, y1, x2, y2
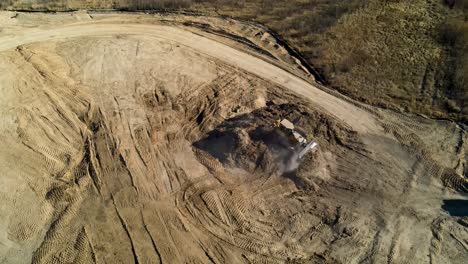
(0, 11, 466, 264)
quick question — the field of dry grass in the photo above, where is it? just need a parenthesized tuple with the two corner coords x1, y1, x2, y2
(0, 0, 466, 123)
(440, 2, 468, 122)
(196, 0, 467, 123)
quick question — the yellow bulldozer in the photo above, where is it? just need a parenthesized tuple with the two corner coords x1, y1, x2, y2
(275, 119, 318, 159)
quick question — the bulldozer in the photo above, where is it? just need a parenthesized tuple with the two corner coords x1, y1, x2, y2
(275, 119, 318, 159)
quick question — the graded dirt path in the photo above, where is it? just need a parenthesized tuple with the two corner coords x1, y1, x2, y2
(0, 12, 466, 264)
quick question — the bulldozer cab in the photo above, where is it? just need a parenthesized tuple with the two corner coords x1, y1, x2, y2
(275, 118, 318, 159)
(275, 119, 306, 147)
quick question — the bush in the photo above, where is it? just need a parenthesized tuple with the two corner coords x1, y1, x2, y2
(0, 0, 14, 8)
(129, 0, 193, 10)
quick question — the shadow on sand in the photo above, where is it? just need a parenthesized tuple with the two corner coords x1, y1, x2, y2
(442, 199, 468, 217)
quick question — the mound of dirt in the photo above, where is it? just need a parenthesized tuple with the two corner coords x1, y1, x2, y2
(193, 103, 357, 180)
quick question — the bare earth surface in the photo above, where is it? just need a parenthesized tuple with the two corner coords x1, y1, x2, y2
(0, 11, 466, 264)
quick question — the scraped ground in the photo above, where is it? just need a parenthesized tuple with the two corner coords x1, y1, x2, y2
(0, 12, 466, 264)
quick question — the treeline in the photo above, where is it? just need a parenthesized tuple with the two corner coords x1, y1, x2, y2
(118, 0, 194, 10)
(0, 0, 196, 10)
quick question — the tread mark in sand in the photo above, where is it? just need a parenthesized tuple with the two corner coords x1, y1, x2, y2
(111, 197, 140, 264)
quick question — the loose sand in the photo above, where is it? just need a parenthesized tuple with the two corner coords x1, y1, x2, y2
(0, 11, 466, 264)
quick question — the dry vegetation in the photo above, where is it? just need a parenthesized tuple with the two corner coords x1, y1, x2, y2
(0, 0, 467, 123)
(439, 1, 468, 122)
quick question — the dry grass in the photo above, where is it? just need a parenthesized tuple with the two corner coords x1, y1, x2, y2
(208, 0, 467, 123)
(439, 6, 468, 122)
(1, 0, 466, 123)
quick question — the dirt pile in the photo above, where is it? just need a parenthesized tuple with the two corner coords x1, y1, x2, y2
(193, 103, 357, 179)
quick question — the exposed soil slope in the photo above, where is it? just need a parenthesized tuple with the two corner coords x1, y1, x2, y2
(0, 12, 466, 264)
